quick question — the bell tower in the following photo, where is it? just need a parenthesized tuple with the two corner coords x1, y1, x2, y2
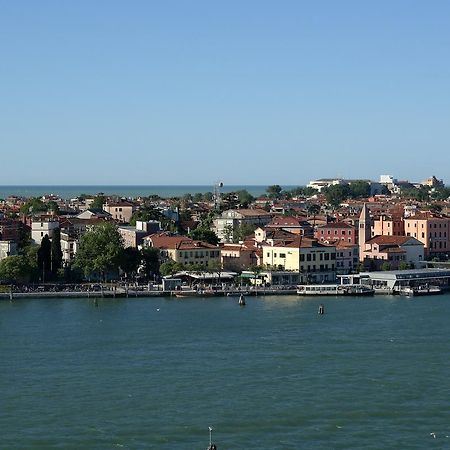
(359, 203, 372, 262)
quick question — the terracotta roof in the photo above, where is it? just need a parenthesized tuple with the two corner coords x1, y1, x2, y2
(407, 212, 448, 220)
(235, 208, 271, 217)
(104, 201, 135, 207)
(264, 236, 332, 249)
(144, 233, 218, 250)
(366, 236, 422, 246)
(316, 222, 354, 230)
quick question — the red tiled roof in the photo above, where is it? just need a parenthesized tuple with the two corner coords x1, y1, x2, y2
(366, 236, 422, 246)
(316, 222, 354, 230)
(144, 233, 217, 250)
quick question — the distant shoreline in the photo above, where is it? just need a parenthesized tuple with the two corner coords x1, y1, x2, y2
(0, 185, 298, 199)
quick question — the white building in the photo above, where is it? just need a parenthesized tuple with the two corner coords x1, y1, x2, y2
(31, 219, 59, 245)
(0, 241, 18, 260)
(213, 209, 272, 242)
(307, 178, 345, 192)
(60, 231, 79, 263)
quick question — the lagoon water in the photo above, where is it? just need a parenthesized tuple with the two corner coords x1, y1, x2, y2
(1, 294, 450, 449)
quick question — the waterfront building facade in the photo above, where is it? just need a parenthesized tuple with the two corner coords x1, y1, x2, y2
(143, 234, 221, 267)
(262, 236, 336, 283)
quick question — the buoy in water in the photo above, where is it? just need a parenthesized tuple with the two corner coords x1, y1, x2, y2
(239, 294, 246, 306)
(318, 304, 324, 315)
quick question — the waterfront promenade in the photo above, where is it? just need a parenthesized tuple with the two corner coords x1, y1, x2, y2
(0, 284, 297, 300)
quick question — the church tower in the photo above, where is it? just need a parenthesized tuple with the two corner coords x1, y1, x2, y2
(359, 203, 372, 262)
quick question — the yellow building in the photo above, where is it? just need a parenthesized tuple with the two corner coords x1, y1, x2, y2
(262, 236, 336, 283)
(143, 233, 221, 267)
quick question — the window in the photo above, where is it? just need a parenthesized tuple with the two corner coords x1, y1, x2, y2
(280, 253, 286, 258)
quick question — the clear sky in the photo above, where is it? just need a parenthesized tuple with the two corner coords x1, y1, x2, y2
(1, 1, 449, 185)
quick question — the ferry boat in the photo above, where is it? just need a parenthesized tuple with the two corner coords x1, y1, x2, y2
(297, 284, 374, 296)
(398, 286, 442, 297)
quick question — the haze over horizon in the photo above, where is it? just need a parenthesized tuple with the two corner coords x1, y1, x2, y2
(1, 1, 449, 185)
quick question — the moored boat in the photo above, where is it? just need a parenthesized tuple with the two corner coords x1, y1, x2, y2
(297, 284, 374, 296)
(399, 286, 442, 296)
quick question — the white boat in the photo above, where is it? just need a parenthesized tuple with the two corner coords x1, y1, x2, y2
(297, 284, 374, 296)
(399, 286, 442, 296)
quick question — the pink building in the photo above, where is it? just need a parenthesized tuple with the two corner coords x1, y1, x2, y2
(315, 222, 357, 245)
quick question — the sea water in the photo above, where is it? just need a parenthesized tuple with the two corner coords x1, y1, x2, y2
(0, 185, 291, 200)
(1, 294, 450, 449)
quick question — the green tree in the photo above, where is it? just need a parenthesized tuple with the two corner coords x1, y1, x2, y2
(129, 205, 163, 226)
(398, 261, 410, 270)
(233, 223, 257, 242)
(159, 259, 183, 277)
(266, 185, 282, 199)
(141, 247, 160, 278)
(20, 197, 48, 214)
(90, 195, 106, 209)
(22, 244, 39, 281)
(431, 187, 450, 201)
(47, 201, 60, 214)
(223, 224, 234, 243)
(323, 184, 350, 208)
(73, 222, 124, 280)
(120, 247, 142, 279)
(208, 259, 223, 286)
(189, 228, 219, 245)
(193, 192, 204, 202)
(51, 229, 63, 278)
(37, 235, 52, 282)
(348, 181, 371, 199)
(0, 255, 32, 284)
(381, 262, 391, 271)
(237, 190, 254, 207)
(203, 192, 213, 202)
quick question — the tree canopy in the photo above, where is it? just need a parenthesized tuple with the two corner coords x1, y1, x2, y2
(20, 198, 48, 214)
(73, 222, 124, 280)
(266, 185, 283, 199)
(0, 255, 33, 284)
(189, 228, 219, 245)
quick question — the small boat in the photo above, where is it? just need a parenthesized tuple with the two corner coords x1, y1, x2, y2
(238, 294, 246, 306)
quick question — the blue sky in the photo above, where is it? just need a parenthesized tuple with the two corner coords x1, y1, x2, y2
(1, 1, 449, 185)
